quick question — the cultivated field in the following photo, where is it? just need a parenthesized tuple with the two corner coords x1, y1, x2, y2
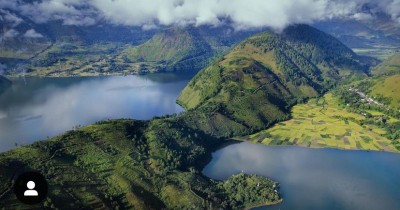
(242, 93, 399, 152)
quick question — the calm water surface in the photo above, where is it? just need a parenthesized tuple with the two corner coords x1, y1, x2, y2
(0, 73, 190, 152)
(203, 142, 400, 210)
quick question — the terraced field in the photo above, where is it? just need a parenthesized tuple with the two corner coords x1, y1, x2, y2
(242, 93, 399, 152)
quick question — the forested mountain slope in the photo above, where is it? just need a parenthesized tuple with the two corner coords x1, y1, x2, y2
(178, 24, 373, 137)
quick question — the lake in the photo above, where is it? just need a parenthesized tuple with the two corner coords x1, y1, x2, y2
(203, 142, 400, 210)
(0, 73, 191, 152)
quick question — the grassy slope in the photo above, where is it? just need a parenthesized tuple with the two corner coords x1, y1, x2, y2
(243, 93, 399, 152)
(242, 53, 400, 151)
(372, 53, 400, 76)
(0, 119, 281, 209)
(123, 27, 214, 72)
(355, 53, 400, 110)
(371, 74, 400, 109)
(178, 25, 369, 137)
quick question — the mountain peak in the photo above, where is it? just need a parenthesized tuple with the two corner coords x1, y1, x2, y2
(177, 24, 372, 137)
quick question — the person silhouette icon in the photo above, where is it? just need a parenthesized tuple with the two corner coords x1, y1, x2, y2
(24, 181, 38, 196)
(14, 171, 47, 204)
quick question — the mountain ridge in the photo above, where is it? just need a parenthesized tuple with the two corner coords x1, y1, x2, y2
(177, 24, 373, 137)
(121, 26, 263, 73)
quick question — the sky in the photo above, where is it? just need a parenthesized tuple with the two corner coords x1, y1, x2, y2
(0, 0, 399, 30)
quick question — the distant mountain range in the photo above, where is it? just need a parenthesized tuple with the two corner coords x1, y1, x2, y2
(313, 14, 400, 59)
(1, 6, 261, 76)
(3, 5, 398, 76)
(121, 26, 260, 72)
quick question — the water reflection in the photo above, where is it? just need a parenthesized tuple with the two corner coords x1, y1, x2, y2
(0, 75, 189, 152)
(203, 142, 400, 210)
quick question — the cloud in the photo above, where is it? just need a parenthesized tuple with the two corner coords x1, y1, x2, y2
(0, 0, 399, 30)
(23, 29, 44, 38)
(3, 29, 19, 38)
(353, 12, 373, 21)
(0, 9, 23, 27)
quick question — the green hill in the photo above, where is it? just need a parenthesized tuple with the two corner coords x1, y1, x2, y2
(372, 53, 400, 76)
(123, 27, 215, 72)
(0, 119, 281, 209)
(177, 25, 370, 137)
(370, 74, 400, 109)
(121, 26, 261, 73)
(348, 53, 400, 110)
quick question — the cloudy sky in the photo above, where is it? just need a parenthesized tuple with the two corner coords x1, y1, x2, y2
(0, 0, 399, 30)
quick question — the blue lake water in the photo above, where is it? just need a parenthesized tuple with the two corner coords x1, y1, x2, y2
(0, 74, 190, 152)
(203, 142, 400, 210)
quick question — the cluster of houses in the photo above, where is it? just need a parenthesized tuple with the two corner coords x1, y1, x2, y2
(348, 87, 384, 106)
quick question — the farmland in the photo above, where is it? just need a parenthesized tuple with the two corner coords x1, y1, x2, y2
(242, 93, 399, 152)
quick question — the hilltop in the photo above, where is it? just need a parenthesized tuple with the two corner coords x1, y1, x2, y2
(122, 27, 215, 72)
(178, 24, 371, 137)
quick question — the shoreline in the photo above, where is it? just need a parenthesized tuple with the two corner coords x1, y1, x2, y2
(245, 198, 283, 210)
(232, 137, 400, 154)
(5, 69, 200, 79)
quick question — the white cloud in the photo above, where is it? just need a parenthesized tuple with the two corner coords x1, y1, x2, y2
(23, 29, 44, 38)
(0, 9, 23, 27)
(353, 12, 373, 21)
(0, 0, 399, 30)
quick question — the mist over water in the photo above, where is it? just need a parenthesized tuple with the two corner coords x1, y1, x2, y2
(0, 74, 189, 152)
(203, 142, 400, 210)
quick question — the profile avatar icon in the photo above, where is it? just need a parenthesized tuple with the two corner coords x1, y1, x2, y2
(24, 181, 38, 196)
(14, 171, 48, 204)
